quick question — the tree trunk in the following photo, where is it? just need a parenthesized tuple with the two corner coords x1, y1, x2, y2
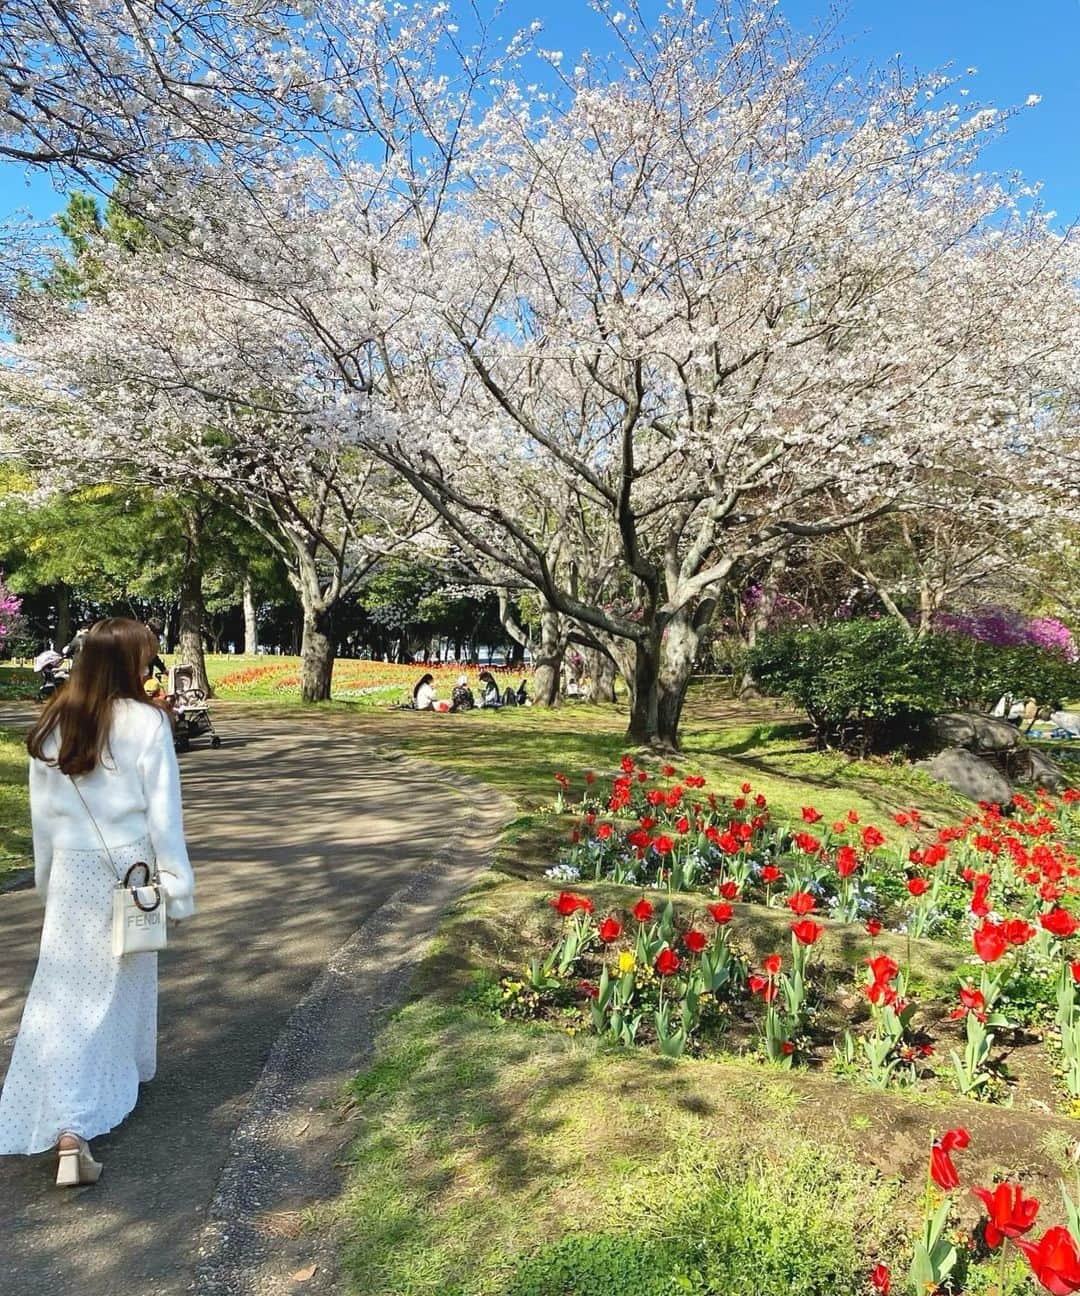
(584, 648, 616, 703)
(626, 634, 661, 746)
(532, 604, 563, 707)
(242, 574, 258, 654)
(655, 611, 700, 750)
(300, 606, 334, 702)
(55, 583, 72, 650)
(740, 552, 788, 698)
(178, 510, 211, 696)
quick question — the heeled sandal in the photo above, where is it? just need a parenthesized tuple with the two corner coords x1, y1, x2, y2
(55, 1134, 103, 1187)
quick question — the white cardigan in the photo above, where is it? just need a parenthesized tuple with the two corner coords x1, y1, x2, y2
(29, 698, 196, 919)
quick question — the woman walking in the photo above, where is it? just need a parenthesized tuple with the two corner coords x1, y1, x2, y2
(0, 618, 195, 1185)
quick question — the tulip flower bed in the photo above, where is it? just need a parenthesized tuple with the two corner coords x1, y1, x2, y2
(874, 1123, 1080, 1296)
(493, 758, 1080, 1111)
(339, 867, 1080, 1296)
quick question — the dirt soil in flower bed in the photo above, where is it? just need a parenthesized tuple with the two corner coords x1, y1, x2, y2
(421, 872, 1080, 1222)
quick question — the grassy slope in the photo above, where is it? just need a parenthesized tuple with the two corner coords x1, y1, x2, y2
(0, 727, 30, 880)
(317, 694, 1069, 1296)
(331, 877, 1075, 1296)
(330, 688, 972, 831)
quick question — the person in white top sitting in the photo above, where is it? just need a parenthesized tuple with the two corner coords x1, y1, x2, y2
(0, 618, 195, 1187)
(412, 672, 438, 711)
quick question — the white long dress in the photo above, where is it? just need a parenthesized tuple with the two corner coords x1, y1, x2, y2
(0, 700, 195, 1155)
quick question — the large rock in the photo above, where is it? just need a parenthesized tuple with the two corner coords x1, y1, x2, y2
(915, 747, 1013, 805)
(1010, 748, 1071, 793)
(930, 712, 1022, 753)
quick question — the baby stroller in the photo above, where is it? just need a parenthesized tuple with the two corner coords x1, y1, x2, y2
(33, 649, 70, 702)
(167, 664, 222, 750)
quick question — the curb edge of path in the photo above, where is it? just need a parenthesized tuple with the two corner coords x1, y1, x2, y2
(194, 754, 516, 1296)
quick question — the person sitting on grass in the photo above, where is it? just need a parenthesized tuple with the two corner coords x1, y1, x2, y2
(412, 673, 437, 711)
(450, 674, 475, 712)
(478, 670, 502, 709)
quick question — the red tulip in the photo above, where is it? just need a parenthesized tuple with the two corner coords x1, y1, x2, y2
(973, 1182, 1040, 1249)
(931, 1144, 960, 1191)
(655, 947, 680, 976)
(1016, 1227, 1080, 1296)
(952, 985, 986, 1021)
(930, 1128, 969, 1191)
(598, 916, 622, 943)
(578, 980, 599, 999)
(971, 872, 992, 918)
(553, 891, 594, 916)
(684, 929, 707, 954)
(719, 880, 740, 900)
(787, 890, 817, 916)
(763, 953, 782, 976)
(866, 920, 882, 938)
(801, 806, 823, 824)
(632, 897, 654, 923)
(870, 1262, 891, 1295)
(836, 846, 860, 878)
(748, 974, 778, 1002)
(791, 919, 824, 946)
(760, 865, 783, 885)
(862, 825, 886, 850)
(973, 921, 1008, 963)
(906, 877, 930, 897)
(653, 834, 675, 856)
(1041, 909, 1080, 940)
(596, 823, 613, 840)
(1004, 918, 1037, 946)
(866, 955, 898, 986)
(707, 902, 733, 925)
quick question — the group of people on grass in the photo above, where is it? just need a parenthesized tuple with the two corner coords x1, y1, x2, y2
(412, 670, 529, 713)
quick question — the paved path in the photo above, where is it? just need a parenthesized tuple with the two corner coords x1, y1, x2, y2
(0, 709, 499, 1295)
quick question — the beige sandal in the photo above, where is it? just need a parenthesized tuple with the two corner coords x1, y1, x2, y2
(55, 1134, 103, 1187)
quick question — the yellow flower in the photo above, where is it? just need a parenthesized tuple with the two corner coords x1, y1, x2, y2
(618, 951, 637, 975)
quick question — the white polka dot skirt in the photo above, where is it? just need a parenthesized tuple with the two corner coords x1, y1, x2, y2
(0, 836, 158, 1155)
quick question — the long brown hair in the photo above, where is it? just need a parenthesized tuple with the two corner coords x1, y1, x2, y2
(28, 618, 160, 775)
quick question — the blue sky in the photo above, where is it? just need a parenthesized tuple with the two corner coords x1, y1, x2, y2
(2, 1, 1077, 227)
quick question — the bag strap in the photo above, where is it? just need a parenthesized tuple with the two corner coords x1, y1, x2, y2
(68, 776, 126, 884)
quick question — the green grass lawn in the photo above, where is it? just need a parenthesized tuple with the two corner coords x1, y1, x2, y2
(327, 874, 1074, 1296)
(0, 726, 31, 881)
(1, 670, 1072, 1292)
(338, 689, 971, 832)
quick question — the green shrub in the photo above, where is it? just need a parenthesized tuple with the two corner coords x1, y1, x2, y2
(749, 619, 1080, 752)
(499, 1148, 897, 1296)
(748, 619, 942, 752)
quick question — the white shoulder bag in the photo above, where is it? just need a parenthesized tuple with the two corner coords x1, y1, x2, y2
(70, 778, 168, 957)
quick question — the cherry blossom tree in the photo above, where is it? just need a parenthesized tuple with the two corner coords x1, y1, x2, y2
(4, 1, 1078, 743)
(3, 255, 430, 700)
